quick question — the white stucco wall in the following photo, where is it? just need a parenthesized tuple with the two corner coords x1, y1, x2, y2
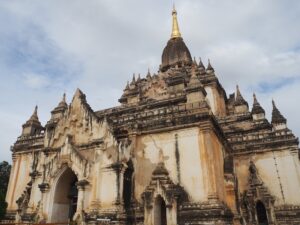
(135, 127, 207, 202)
(235, 150, 300, 206)
(6, 154, 31, 210)
(205, 86, 216, 114)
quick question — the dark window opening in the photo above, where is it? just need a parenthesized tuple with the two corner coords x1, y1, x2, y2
(154, 195, 167, 225)
(256, 201, 268, 225)
(160, 197, 167, 225)
(123, 161, 134, 210)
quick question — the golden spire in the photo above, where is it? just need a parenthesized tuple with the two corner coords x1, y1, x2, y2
(171, 4, 181, 38)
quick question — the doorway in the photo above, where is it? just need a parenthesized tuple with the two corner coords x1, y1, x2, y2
(154, 195, 167, 225)
(256, 201, 269, 225)
(51, 168, 78, 222)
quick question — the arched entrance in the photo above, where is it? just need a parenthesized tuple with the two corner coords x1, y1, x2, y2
(51, 167, 78, 222)
(256, 201, 269, 225)
(154, 195, 167, 225)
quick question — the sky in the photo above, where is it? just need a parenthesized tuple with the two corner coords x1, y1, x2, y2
(1, 0, 300, 162)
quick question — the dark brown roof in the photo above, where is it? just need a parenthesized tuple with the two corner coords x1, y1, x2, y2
(161, 37, 192, 72)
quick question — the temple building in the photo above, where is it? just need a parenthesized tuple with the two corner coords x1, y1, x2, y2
(5, 7, 300, 225)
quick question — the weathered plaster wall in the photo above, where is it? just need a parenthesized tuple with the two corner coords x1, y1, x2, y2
(99, 168, 117, 207)
(199, 129, 226, 202)
(6, 153, 32, 210)
(205, 87, 216, 113)
(234, 150, 300, 206)
(134, 128, 206, 202)
(204, 85, 226, 116)
(134, 126, 227, 203)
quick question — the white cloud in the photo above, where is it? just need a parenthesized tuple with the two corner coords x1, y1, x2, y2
(0, 0, 300, 162)
(23, 73, 51, 89)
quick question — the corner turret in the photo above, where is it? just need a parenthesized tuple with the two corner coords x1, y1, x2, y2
(22, 106, 44, 136)
(271, 99, 287, 130)
(51, 93, 68, 120)
(185, 65, 206, 103)
(146, 68, 152, 80)
(45, 93, 68, 139)
(251, 93, 265, 120)
(206, 59, 214, 73)
(119, 73, 142, 105)
(198, 58, 206, 75)
(234, 85, 249, 114)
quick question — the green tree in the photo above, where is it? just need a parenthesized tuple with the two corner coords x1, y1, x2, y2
(0, 161, 11, 219)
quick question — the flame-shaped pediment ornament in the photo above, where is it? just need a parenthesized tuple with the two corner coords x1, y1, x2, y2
(43, 135, 92, 183)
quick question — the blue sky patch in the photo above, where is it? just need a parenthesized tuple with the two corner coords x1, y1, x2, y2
(256, 76, 300, 93)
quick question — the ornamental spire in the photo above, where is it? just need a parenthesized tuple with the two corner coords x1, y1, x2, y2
(198, 57, 205, 69)
(125, 81, 129, 90)
(271, 99, 286, 124)
(193, 57, 198, 66)
(234, 85, 248, 106)
(206, 59, 214, 72)
(29, 105, 39, 122)
(22, 105, 43, 136)
(171, 4, 181, 38)
(146, 68, 151, 79)
(57, 93, 68, 109)
(137, 73, 141, 82)
(131, 73, 136, 85)
(251, 93, 265, 115)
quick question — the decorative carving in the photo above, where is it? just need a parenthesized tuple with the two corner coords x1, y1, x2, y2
(141, 161, 188, 209)
(42, 135, 92, 183)
(240, 161, 276, 225)
(5, 7, 300, 225)
(16, 182, 32, 219)
(178, 201, 234, 225)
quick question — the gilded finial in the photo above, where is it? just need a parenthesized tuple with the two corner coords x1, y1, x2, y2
(171, 4, 181, 38)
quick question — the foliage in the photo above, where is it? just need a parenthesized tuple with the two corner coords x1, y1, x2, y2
(0, 161, 11, 219)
